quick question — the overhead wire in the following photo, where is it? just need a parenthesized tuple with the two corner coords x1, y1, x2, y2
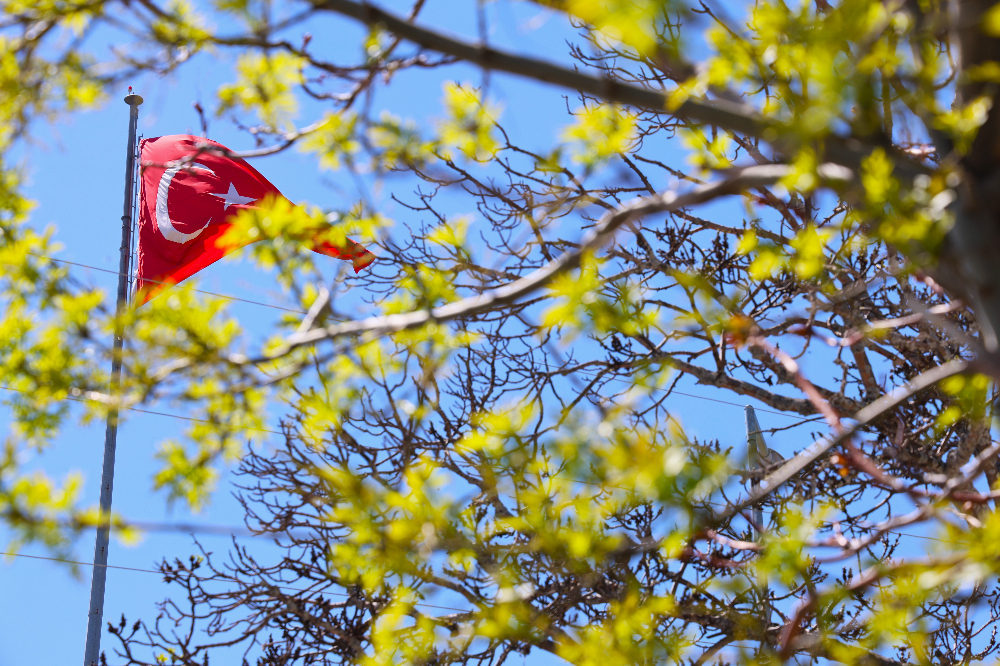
(0, 543, 955, 663)
(2, 481, 958, 545)
(25, 252, 308, 315)
(0, 384, 284, 436)
(17, 249, 818, 420)
(1, 497, 957, 622)
(0, 546, 950, 659)
(1, 550, 471, 613)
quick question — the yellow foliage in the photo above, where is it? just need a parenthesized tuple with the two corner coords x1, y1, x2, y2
(563, 0, 673, 54)
(436, 82, 502, 162)
(300, 111, 360, 171)
(563, 103, 637, 166)
(217, 52, 303, 129)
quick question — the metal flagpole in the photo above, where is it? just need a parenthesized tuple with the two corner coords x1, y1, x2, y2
(83, 90, 143, 666)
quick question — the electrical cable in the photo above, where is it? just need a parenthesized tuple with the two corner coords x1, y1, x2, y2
(25, 252, 308, 315)
(18, 248, 814, 420)
(0, 551, 471, 613)
(0, 385, 284, 436)
(2, 487, 956, 544)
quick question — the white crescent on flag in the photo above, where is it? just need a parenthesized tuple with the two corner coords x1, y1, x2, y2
(155, 163, 216, 244)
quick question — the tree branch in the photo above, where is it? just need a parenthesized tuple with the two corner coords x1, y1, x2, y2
(309, 0, 926, 176)
(713, 357, 970, 525)
(242, 164, 850, 365)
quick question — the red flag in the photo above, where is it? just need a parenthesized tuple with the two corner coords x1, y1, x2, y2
(135, 135, 374, 304)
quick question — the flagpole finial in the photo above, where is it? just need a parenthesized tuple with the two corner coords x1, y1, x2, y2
(124, 87, 144, 106)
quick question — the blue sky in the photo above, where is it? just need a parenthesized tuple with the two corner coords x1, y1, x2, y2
(0, 1, 835, 663)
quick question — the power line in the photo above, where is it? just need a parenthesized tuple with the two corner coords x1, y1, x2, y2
(4, 551, 165, 574)
(25, 252, 308, 315)
(7, 480, 956, 577)
(0, 385, 284, 436)
(665, 389, 803, 418)
(565, 476, 952, 544)
(125, 405, 282, 435)
(0, 542, 957, 665)
(0, 345, 808, 438)
(20, 249, 817, 423)
(0, 376, 803, 447)
(6, 483, 955, 546)
(2, 550, 473, 613)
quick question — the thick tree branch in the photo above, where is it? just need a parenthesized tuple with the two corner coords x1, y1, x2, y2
(238, 164, 852, 365)
(936, 0, 1000, 350)
(713, 357, 970, 525)
(312, 0, 759, 134)
(309, 0, 926, 176)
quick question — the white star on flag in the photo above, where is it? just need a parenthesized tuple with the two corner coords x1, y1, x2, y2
(211, 182, 256, 209)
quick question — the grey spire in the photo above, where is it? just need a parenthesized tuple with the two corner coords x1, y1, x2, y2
(745, 404, 783, 467)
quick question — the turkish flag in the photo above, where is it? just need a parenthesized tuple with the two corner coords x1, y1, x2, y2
(135, 135, 375, 304)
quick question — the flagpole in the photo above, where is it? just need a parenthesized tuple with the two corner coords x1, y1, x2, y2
(83, 90, 143, 666)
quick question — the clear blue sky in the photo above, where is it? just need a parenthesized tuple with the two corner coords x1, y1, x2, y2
(0, 2, 821, 663)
